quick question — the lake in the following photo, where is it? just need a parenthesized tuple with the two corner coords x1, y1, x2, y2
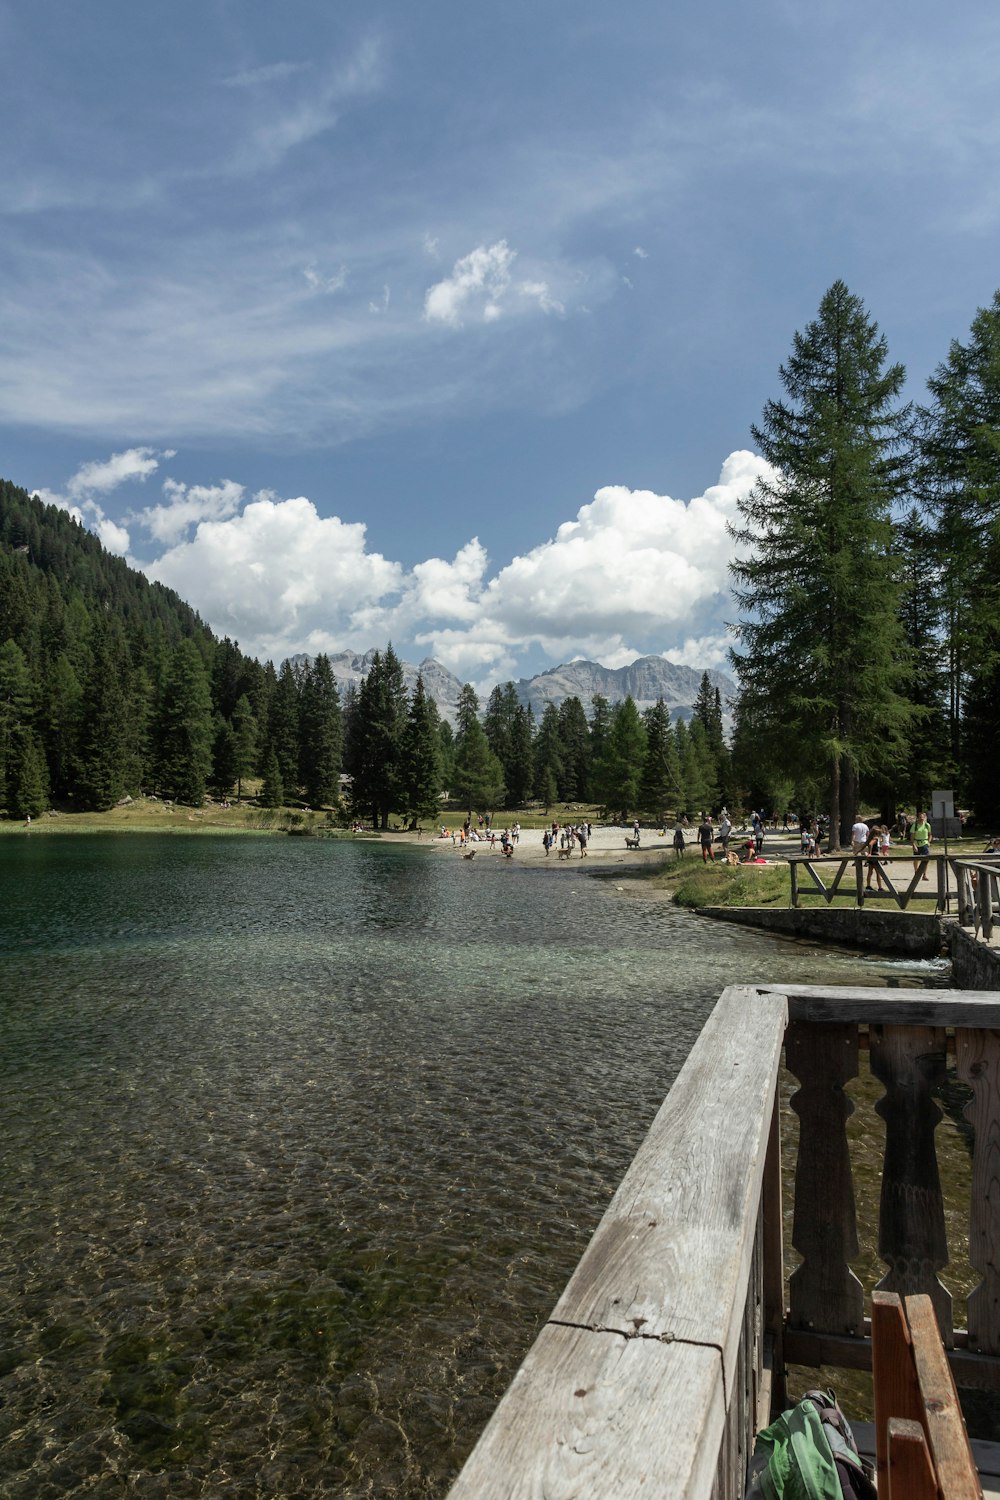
(0, 834, 947, 1498)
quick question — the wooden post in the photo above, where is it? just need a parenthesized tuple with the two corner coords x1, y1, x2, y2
(887, 1417, 938, 1499)
(789, 859, 799, 909)
(870, 1025, 953, 1341)
(761, 1093, 786, 1415)
(855, 855, 865, 907)
(786, 1020, 864, 1335)
(956, 1027, 1000, 1355)
(872, 1291, 922, 1494)
(978, 868, 992, 940)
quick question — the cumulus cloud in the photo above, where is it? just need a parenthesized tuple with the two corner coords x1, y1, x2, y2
(133, 478, 246, 546)
(424, 242, 516, 327)
(145, 493, 403, 661)
(49, 448, 770, 676)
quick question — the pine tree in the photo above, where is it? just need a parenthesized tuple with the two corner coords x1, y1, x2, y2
(0, 638, 35, 810)
(587, 695, 612, 798)
(729, 281, 914, 847)
(401, 672, 443, 824)
(345, 646, 407, 828)
(259, 747, 284, 808)
(42, 651, 83, 800)
(557, 696, 591, 801)
(920, 290, 1000, 794)
(298, 654, 342, 807)
(455, 683, 480, 739)
(10, 728, 48, 818)
(506, 703, 535, 807)
(890, 507, 951, 816)
(640, 699, 681, 822)
(155, 638, 215, 805)
(231, 694, 259, 801)
(483, 682, 533, 808)
(532, 703, 564, 802)
(75, 622, 130, 811)
(212, 715, 238, 797)
(453, 689, 505, 811)
(268, 660, 301, 796)
(592, 697, 647, 818)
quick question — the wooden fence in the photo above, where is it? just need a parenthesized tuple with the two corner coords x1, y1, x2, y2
(788, 853, 947, 911)
(446, 985, 1000, 1498)
(951, 857, 1000, 940)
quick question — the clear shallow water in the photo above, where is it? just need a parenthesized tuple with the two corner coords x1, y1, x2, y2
(0, 835, 947, 1498)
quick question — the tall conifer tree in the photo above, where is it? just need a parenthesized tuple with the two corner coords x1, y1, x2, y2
(729, 281, 913, 847)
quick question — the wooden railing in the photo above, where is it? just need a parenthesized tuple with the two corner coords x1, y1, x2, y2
(446, 985, 1000, 1498)
(788, 853, 947, 911)
(950, 857, 1000, 940)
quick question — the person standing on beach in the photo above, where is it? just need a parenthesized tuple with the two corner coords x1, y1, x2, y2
(673, 822, 686, 857)
(718, 811, 732, 856)
(698, 813, 715, 862)
(911, 809, 932, 881)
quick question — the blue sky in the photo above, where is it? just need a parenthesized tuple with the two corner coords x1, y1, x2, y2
(4, 0, 1000, 688)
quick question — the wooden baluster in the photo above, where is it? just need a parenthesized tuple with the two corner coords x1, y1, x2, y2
(956, 1027, 1000, 1354)
(786, 1020, 864, 1334)
(870, 1025, 953, 1342)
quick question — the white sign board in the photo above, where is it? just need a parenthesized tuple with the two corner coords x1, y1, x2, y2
(932, 789, 955, 821)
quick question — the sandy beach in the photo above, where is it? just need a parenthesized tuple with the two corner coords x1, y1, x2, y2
(402, 823, 678, 867)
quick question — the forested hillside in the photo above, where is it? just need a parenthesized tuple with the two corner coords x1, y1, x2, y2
(0, 478, 294, 816)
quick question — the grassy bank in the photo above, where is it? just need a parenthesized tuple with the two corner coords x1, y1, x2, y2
(0, 800, 340, 836)
(645, 858, 791, 908)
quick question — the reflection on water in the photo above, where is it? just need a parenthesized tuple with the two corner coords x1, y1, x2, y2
(0, 835, 945, 1498)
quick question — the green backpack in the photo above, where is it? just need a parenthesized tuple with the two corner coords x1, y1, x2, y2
(749, 1390, 877, 1500)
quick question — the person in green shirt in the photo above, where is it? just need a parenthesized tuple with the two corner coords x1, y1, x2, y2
(911, 809, 932, 881)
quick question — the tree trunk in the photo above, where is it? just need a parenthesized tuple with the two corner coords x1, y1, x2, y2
(828, 750, 841, 853)
(839, 758, 856, 848)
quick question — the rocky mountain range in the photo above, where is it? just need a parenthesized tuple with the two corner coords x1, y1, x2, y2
(290, 649, 736, 726)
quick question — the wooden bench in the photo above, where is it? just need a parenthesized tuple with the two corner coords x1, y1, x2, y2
(872, 1290, 982, 1499)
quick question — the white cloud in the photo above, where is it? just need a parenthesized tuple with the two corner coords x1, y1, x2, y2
(424, 241, 517, 327)
(145, 494, 403, 661)
(66, 446, 166, 497)
(423, 242, 568, 328)
(303, 262, 347, 294)
(368, 285, 391, 314)
(665, 634, 732, 670)
(633, 245, 649, 258)
(223, 61, 312, 89)
(54, 448, 770, 676)
(133, 478, 246, 546)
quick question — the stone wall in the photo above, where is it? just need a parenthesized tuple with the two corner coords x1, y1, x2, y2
(947, 922, 1000, 989)
(696, 905, 944, 957)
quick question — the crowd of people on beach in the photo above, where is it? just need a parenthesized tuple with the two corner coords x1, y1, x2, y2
(425, 805, 970, 882)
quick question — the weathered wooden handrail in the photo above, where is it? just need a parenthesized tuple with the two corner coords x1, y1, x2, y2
(447, 986, 788, 1498)
(447, 985, 1000, 1498)
(949, 857, 1000, 939)
(788, 854, 947, 911)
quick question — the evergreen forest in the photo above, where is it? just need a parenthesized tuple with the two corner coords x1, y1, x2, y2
(1, 282, 999, 838)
